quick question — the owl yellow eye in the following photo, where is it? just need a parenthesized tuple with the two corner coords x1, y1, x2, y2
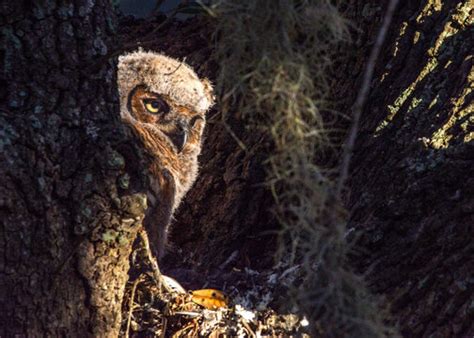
(143, 98, 170, 115)
(145, 102, 159, 113)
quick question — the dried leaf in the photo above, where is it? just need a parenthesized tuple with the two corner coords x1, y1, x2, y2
(190, 289, 229, 310)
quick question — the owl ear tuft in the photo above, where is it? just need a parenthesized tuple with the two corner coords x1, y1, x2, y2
(202, 78, 215, 109)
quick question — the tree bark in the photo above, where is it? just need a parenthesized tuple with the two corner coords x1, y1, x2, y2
(8, 2, 467, 335)
(348, 1, 473, 336)
(0, 1, 146, 336)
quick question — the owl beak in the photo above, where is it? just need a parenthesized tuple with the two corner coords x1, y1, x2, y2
(165, 122, 188, 153)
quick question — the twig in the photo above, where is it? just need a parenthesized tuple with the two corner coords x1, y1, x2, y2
(125, 277, 141, 338)
(160, 317, 167, 338)
(223, 121, 247, 151)
(139, 229, 174, 294)
(164, 61, 184, 76)
(242, 319, 256, 338)
(172, 320, 197, 337)
(218, 250, 239, 271)
(336, 0, 400, 198)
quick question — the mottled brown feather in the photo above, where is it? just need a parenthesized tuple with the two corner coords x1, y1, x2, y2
(118, 51, 214, 258)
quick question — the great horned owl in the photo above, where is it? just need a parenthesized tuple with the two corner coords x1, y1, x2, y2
(118, 50, 214, 257)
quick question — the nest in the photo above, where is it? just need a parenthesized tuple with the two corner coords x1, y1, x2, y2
(120, 234, 310, 337)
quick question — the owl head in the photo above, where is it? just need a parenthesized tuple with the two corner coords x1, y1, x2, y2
(118, 50, 214, 154)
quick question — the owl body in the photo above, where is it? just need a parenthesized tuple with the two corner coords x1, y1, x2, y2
(118, 51, 214, 257)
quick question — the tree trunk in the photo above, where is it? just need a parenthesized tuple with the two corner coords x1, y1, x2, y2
(348, 1, 473, 336)
(0, 1, 146, 336)
(3, 1, 470, 335)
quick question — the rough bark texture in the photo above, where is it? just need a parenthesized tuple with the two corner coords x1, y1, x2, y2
(134, 3, 473, 335)
(2, 1, 471, 335)
(348, 1, 473, 336)
(0, 1, 148, 336)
